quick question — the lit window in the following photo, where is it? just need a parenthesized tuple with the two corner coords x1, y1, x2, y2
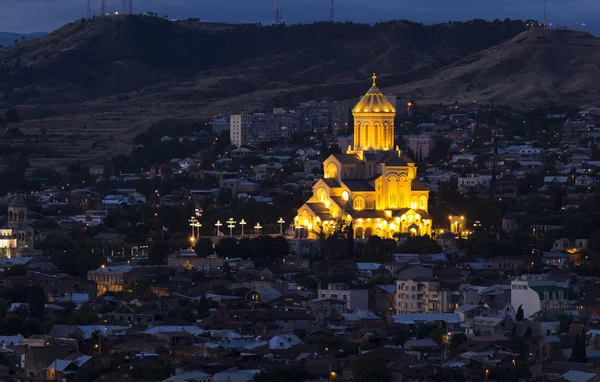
(341, 191, 349, 201)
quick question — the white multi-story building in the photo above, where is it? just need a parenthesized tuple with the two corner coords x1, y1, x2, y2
(395, 278, 477, 314)
(317, 283, 368, 311)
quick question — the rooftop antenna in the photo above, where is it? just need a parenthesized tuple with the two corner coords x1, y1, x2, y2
(329, 0, 334, 22)
(87, 0, 91, 18)
(100, 0, 106, 15)
(273, 0, 283, 25)
(544, 0, 547, 29)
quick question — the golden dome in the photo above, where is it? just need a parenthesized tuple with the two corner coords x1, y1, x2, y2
(353, 73, 396, 115)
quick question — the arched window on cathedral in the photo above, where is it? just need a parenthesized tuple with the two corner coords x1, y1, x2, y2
(410, 196, 418, 210)
(326, 163, 338, 179)
(366, 197, 375, 209)
(353, 196, 365, 210)
(362, 123, 370, 148)
(317, 188, 327, 204)
(419, 195, 427, 210)
(390, 193, 397, 209)
(373, 123, 380, 148)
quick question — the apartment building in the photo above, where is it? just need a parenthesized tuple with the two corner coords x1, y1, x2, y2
(395, 278, 477, 314)
(229, 112, 295, 148)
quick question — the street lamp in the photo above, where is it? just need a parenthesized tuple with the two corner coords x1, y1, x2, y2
(277, 218, 285, 235)
(189, 217, 196, 237)
(189, 216, 202, 246)
(226, 218, 236, 237)
(254, 223, 262, 235)
(215, 220, 222, 236)
(239, 219, 247, 236)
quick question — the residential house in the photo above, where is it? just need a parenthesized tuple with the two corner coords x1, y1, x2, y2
(311, 298, 347, 321)
(317, 283, 368, 311)
(471, 316, 509, 336)
(46, 354, 93, 382)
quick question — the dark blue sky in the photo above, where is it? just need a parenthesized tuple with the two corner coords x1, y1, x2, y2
(1, 0, 598, 35)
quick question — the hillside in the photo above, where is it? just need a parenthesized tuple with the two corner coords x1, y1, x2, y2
(394, 29, 600, 107)
(0, 32, 45, 49)
(0, 16, 527, 105)
(0, 16, 583, 168)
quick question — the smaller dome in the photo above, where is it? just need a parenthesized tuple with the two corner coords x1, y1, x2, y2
(8, 195, 26, 207)
(353, 73, 396, 115)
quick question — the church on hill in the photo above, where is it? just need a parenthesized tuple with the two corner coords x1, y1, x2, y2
(294, 74, 432, 239)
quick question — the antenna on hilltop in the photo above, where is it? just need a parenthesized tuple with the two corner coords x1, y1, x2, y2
(100, 0, 106, 15)
(544, 0, 547, 29)
(273, 0, 283, 25)
(129, 0, 133, 15)
(329, 0, 334, 22)
(86, 0, 91, 18)
(122, 0, 127, 14)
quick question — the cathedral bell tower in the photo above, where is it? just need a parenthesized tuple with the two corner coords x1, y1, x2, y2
(8, 195, 27, 227)
(351, 73, 396, 152)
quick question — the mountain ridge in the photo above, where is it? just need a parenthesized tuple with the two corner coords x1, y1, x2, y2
(0, 32, 46, 49)
(0, 16, 596, 169)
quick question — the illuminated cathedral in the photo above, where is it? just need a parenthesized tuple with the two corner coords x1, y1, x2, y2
(295, 74, 432, 239)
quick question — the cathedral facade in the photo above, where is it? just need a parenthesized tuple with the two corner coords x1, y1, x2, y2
(295, 75, 432, 239)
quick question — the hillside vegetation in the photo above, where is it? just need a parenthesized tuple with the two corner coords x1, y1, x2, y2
(1, 16, 598, 168)
(0, 16, 527, 106)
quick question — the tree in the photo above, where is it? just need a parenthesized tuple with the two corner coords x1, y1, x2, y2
(253, 365, 309, 382)
(28, 285, 46, 319)
(71, 303, 99, 325)
(571, 333, 581, 362)
(216, 187, 233, 206)
(194, 238, 214, 257)
(450, 333, 468, 348)
(4, 107, 20, 123)
(148, 240, 170, 265)
(397, 235, 442, 254)
(314, 218, 350, 268)
(558, 314, 571, 334)
(516, 305, 524, 321)
(347, 222, 354, 258)
(214, 237, 238, 258)
(222, 262, 232, 280)
(351, 357, 390, 382)
(571, 333, 588, 362)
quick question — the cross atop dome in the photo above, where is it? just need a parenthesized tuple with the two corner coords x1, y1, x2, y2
(372, 73, 377, 86)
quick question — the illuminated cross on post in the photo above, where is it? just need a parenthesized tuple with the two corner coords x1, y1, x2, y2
(192, 218, 202, 239)
(254, 223, 262, 235)
(277, 218, 285, 235)
(189, 217, 199, 247)
(226, 218, 236, 237)
(215, 220, 222, 236)
(239, 219, 247, 236)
